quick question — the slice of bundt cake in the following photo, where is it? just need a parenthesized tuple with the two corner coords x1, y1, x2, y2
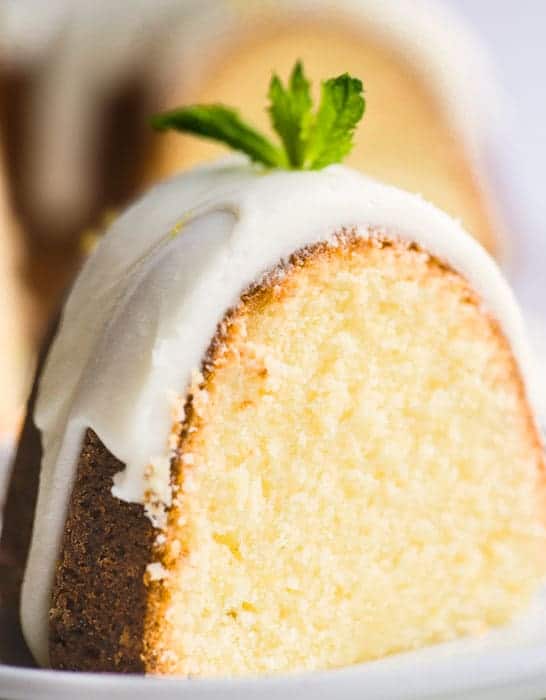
(4, 65, 545, 677)
(146, 0, 502, 254)
(18, 162, 546, 676)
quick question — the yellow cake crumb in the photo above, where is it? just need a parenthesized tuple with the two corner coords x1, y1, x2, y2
(143, 236, 545, 677)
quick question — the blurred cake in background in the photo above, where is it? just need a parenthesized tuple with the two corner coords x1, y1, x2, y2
(0, 2, 157, 346)
(147, 0, 504, 255)
(524, 312, 546, 429)
(0, 144, 30, 483)
(0, 0, 504, 352)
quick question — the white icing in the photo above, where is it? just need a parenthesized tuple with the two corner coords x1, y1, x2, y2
(1, 0, 501, 242)
(21, 160, 537, 666)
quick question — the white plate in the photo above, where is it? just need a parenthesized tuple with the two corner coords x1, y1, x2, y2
(2, 592, 546, 700)
(1, 647, 546, 700)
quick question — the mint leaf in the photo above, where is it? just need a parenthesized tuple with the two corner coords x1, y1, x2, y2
(151, 62, 366, 170)
(268, 61, 312, 168)
(151, 105, 286, 168)
(303, 74, 365, 169)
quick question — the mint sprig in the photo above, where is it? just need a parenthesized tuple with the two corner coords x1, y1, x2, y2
(151, 61, 365, 170)
(151, 104, 286, 168)
(303, 74, 365, 169)
(268, 62, 313, 168)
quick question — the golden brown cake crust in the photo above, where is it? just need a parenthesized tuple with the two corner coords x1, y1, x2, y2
(49, 429, 156, 671)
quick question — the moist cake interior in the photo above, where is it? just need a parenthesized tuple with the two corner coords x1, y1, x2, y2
(135, 236, 546, 676)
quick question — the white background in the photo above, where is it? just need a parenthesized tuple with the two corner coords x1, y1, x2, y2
(449, 0, 546, 317)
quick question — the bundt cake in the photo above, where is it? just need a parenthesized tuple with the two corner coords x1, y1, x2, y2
(2, 64, 545, 678)
(147, 0, 502, 254)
